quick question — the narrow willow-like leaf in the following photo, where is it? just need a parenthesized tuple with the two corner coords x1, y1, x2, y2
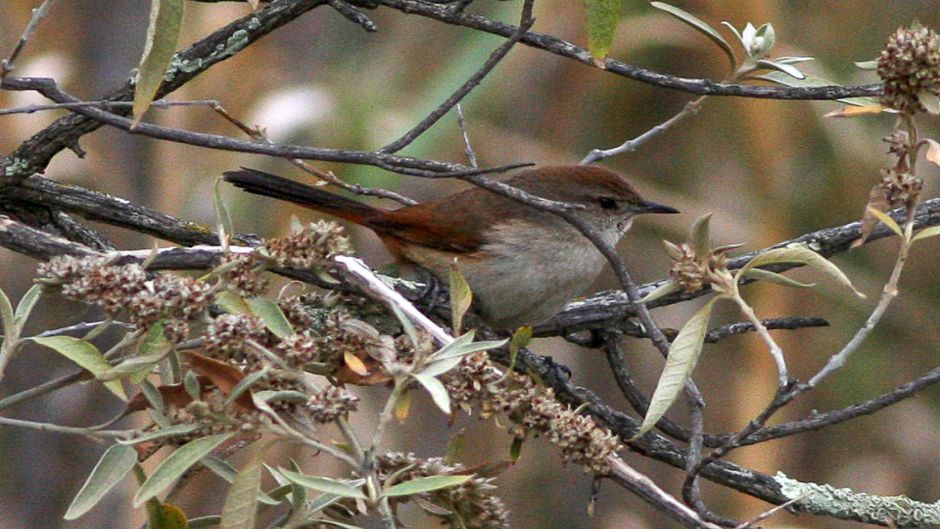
(120, 424, 201, 445)
(224, 366, 270, 407)
(318, 521, 366, 529)
(912, 225, 940, 243)
(30, 336, 126, 399)
(14, 284, 42, 325)
(637, 279, 682, 304)
(740, 268, 815, 289)
(864, 207, 903, 238)
(689, 212, 713, 258)
(133, 433, 235, 507)
(449, 266, 472, 335)
(133, 0, 185, 123)
(216, 291, 251, 315)
(413, 373, 451, 415)
(507, 325, 532, 373)
(214, 177, 234, 250)
(64, 444, 138, 520)
(755, 59, 806, 79)
(584, 0, 624, 61)
(394, 388, 412, 421)
(0, 285, 14, 340)
(854, 59, 878, 70)
(220, 446, 267, 529)
(246, 297, 294, 338)
(754, 71, 883, 108)
(635, 298, 718, 437)
(651, 2, 736, 69)
(277, 469, 367, 500)
(382, 475, 472, 498)
(739, 246, 865, 298)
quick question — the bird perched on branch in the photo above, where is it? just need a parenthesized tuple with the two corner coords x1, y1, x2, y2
(225, 165, 678, 329)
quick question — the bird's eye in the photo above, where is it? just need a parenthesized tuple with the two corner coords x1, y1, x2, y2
(598, 196, 618, 210)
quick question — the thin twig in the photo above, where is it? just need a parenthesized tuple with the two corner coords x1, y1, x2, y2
(456, 104, 478, 168)
(0, 98, 221, 117)
(378, 0, 535, 154)
(1, 0, 58, 78)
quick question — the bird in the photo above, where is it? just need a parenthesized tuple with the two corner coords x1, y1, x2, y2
(224, 165, 678, 329)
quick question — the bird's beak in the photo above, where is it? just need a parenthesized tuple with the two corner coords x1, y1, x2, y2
(634, 200, 680, 215)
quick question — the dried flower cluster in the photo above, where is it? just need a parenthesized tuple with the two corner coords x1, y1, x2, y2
(445, 353, 622, 474)
(38, 256, 211, 341)
(378, 452, 510, 529)
(220, 253, 269, 297)
(264, 220, 350, 268)
(664, 240, 734, 294)
(878, 24, 940, 114)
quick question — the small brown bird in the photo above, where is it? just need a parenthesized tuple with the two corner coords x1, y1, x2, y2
(224, 165, 678, 329)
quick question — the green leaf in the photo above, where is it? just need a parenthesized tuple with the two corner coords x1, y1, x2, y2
(382, 475, 472, 498)
(133, 0, 185, 124)
(214, 177, 234, 250)
(189, 516, 222, 528)
(912, 225, 940, 243)
(65, 444, 138, 520)
(413, 373, 451, 415)
(120, 424, 201, 445)
(638, 279, 682, 304)
(14, 284, 42, 325)
(134, 433, 234, 507)
(246, 297, 294, 338)
(740, 268, 814, 289)
(755, 59, 806, 79)
(0, 284, 14, 341)
(224, 366, 270, 407)
(277, 469, 367, 500)
(855, 59, 878, 70)
(216, 291, 251, 315)
(204, 456, 279, 506)
(689, 212, 712, 258)
(507, 325, 532, 373)
(423, 333, 506, 377)
(738, 246, 866, 298)
(635, 298, 718, 437)
(30, 336, 126, 400)
(148, 502, 189, 529)
(865, 207, 903, 238)
(449, 265, 473, 335)
(585, 0, 625, 61)
(219, 446, 266, 529)
(651, 2, 736, 69)
(98, 352, 167, 382)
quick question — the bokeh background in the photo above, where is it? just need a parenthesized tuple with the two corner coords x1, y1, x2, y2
(2, 1, 940, 528)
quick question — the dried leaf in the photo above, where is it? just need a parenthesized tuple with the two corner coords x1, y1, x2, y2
(343, 351, 369, 376)
(925, 139, 940, 166)
(824, 104, 888, 118)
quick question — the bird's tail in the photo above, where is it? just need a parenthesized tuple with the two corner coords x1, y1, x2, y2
(223, 168, 380, 225)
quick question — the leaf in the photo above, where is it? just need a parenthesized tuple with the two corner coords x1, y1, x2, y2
(635, 298, 718, 437)
(246, 297, 294, 338)
(651, 2, 736, 69)
(133, 433, 235, 507)
(133, 0, 185, 124)
(277, 469, 367, 500)
(740, 268, 814, 288)
(394, 388, 412, 421)
(445, 432, 465, 464)
(912, 225, 940, 243)
(739, 246, 866, 298)
(0, 285, 14, 342)
(824, 104, 889, 118)
(148, 502, 189, 529)
(214, 178, 234, 250)
(223, 366, 270, 407)
(689, 212, 712, 258)
(14, 284, 42, 325)
(215, 291, 251, 315)
(188, 516, 222, 528)
(382, 475, 472, 498)
(864, 206, 903, 238)
(925, 139, 940, 166)
(219, 445, 269, 529)
(854, 59, 879, 70)
(584, 0, 624, 63)
(774, 56, 815, 65)
(413, 373, 451, 415)
(317, 521, 366, 529)
(638, 279, 682, 304)
(919, 91, 940, 115)
(755, 59, 805, 79)
(343, 352, 369, 376)
(65, 444, 138, 520)
(30, 336, 126, 400)
(449, 265, 473, 335)
(507, 325, 532, 373)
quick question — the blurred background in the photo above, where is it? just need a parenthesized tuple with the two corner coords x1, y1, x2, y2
(1, 1, 940, 528)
